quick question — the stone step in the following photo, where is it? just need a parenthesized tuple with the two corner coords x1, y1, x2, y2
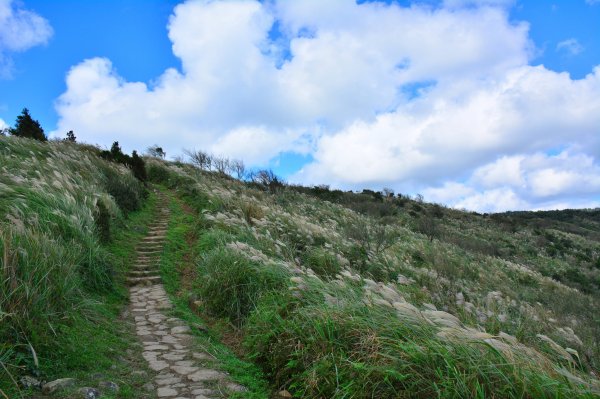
(143, 232, 167, 237)
(140, 236, 165, 241)
(136, 244, 164, 251)
(137, 249, 163, 255)
(128, 270, 159, 277)
(131, 264, 157, 271)
(127, 275, 162, 286)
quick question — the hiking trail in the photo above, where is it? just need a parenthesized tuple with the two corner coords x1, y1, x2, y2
(126, 191, 246, 399)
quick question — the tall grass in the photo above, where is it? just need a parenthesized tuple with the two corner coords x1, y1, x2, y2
(0, 136, 145, 388)
(145, 158, 600, 398)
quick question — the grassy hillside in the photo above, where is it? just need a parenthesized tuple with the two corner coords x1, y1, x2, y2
(147, 158, 600, 398)
(0, 136, 148, 396)
(1, 136, 599, 398)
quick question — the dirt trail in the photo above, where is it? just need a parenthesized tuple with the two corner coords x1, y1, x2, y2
(127, 192, 245, 399)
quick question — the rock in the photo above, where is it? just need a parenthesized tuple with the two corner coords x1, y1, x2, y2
(142, 382, 155, 392)
(226, 381, 247, 392)
(79, 387, 101, 399)
(194, 323, 208, 333)
(278, 389, 293, 397)
(99, 381, 119, 392)
(20, 375, 42, 389)
(90, 373, 106, 380)
(157, 386, 178, 397)
(42, 378, 76, 394)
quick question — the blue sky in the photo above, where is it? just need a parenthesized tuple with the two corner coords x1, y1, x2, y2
(1, 0, 599, 212)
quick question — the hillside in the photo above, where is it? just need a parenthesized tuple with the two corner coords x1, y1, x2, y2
(1, 136, 600, 398)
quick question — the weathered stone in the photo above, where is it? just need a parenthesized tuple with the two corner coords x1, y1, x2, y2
(142, 382, 155, 392)
(172, 365, 200, 375)
(226, 381, 247, 392)
(99, 381, 119, 392)
(157, 386, 178, 397)
(20, 375, 41, 389)
(171, 325, 191, 334)
(187, 369, 225, 382)
(79, 387, 101, 399)
(42, 378, 76, 394)
(155, 376, 182, 385)
(149, 360, 169, 371)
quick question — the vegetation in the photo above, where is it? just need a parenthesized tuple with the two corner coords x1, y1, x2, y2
(2, 135, 599, 398)
(8, 108, 47, 141)
(146, 157, 600, 398)
(0, 135, 151, 397)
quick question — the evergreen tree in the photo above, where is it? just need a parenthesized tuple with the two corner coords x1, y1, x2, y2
(65, 130, 76, 142)
(10, 108, 46, 141)
(130, 150, 147, 182)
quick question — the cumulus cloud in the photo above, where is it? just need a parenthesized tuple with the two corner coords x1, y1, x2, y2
(0, 0, 52, 77)
(556, 38, 584, 56)
(423, 151, 600, 212)
(54, 0, 600, 212)
(0, 117, 7, 130)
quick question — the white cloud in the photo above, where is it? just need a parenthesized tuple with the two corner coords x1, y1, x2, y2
(556, 38, 584, 56)
(54, 0, 600, 211)
(0, 117, 7, 130)
(0, 0, 52, 78)
(422, 151, 600, 212)
(586, 0, 600, 5)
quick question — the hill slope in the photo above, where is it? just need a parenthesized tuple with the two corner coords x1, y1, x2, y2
(1, 136, 599, 398)
(147, 157, 600, 398)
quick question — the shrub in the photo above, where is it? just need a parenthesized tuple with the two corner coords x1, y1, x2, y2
(94, 200, 111, 243)
(302, 247, 341, 278)
(101, 166, 145, 215)
(196, 248, 288, 326)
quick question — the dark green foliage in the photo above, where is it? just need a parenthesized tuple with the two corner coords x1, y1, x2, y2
(101, 167, 144, 215)
(94, 200, 111, 242)
(65, 130, 76, 142)
(9, 108, 46, 141)
(146, 144, 166, 158)
(130, 150, 147, 182)
(100, 142, 147, 182)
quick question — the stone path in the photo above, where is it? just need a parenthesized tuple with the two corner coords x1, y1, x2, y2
(128, 192, 245, 398)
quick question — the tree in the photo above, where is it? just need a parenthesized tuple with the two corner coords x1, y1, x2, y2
(146, 144, 166, 159)
(249, 169, 284, 192)
(130, 150, 147, 182)
(65, 130, 76, 142)
(212, 155, 230, 175)
(10, 108, 46, 141)
(230, 159, 246, 179)
(184, 149, 212, 170)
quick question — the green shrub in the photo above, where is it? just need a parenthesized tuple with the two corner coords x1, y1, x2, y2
(196, 248, 288, 326)
(101, 166, 145, 214)
(302, 247, 341, 278)
(94, 200, 111, 243)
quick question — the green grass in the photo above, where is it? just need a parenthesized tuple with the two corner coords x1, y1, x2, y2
(143, 158, 600, 398)
(156, 188, 271, 399)
(0, 136, 150, 398)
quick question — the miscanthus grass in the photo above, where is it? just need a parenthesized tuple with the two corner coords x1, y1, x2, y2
(147, 158, 600, 398)
(0, 136, 145, 391)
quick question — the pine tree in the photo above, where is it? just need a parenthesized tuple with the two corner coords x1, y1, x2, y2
(65, 130, 76, 142)
(130, 150, 147, 182)
(10, 108, 47, 141)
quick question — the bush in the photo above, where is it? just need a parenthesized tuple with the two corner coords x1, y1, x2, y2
(101, 166, 145, 215)
(196, 248, 288, 326)
(302, 247, 341, 278)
